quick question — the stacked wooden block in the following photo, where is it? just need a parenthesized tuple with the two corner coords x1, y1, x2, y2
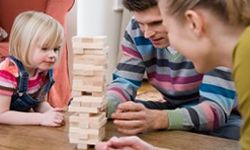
(69, 36, 108, 149)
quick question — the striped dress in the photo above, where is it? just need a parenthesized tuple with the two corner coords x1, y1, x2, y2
(0, 57, 47, 99)
(106, 18, 239, 132)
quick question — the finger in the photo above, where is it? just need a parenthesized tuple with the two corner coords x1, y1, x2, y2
(46, 122, 61, 127)
(110, 136, 139, 147)
(112, 110, 146, 120)
(55, 113, 64, 120)
(117, 102, 145, 112)
(117, 127, 144, 135)
(54, 118, 63, 124)
(114, 120, 144, 129)
(95, 142, 108, 150)
(54, 107, 66, 112)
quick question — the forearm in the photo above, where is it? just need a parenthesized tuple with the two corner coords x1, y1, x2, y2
(166, 101, 226, 131)
(150, 109, 169, 130)
(106, 97, 121, 118)
(34, 101, 53, 113)
(154, 147, 171, 150)
(0, 111, 43, 125)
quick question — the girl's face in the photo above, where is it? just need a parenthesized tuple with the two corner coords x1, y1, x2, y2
(158, 1, 215, 73)
(28, 43, 61, 72)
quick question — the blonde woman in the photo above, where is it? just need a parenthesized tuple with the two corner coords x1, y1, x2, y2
(0, 11, 64, 126)
(96, 0, 250, 149)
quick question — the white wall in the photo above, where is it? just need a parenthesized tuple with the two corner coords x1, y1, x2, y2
(76, 0, 123, 83)
(67, 1, 77, 84)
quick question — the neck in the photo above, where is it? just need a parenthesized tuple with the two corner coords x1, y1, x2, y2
(209, 23, 245, 68)
(25, 67, 36, 77)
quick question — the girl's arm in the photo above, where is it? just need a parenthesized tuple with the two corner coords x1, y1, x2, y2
(0, 94, 43, 125)
(0, 95, 64, 126)
(33, 101, 53, 113)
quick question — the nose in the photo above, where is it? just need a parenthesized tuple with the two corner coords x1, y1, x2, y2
(48, 50, 57, 61)
(144, 27, 156, 38)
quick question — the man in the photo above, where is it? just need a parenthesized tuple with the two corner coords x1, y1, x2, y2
(106, 0, 240, 140)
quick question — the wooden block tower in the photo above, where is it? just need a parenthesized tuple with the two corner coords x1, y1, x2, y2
(69, 36, 108, 149)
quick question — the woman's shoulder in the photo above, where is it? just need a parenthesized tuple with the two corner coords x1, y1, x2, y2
(0, 57, 19, 77)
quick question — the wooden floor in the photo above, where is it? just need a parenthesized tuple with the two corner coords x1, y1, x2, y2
(136, 80, 162, 101)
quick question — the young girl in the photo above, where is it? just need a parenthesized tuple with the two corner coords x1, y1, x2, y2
(96, 0, 250, 149)
(0, 11, 64, 127)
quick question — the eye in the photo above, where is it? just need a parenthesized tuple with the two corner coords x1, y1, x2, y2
(53, 47, 60, 52)
(150, 20, 163, 27)
(41, 47, 48, 51)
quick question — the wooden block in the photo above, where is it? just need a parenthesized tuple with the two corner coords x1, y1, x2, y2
(73, 75, 105, 88)
(68, 102, 106, 113)
(89, 117, 107, 129)
(73, 48, 84, 54)
(72, 36, 107, 49)
(71, 90, 82, 97)
(83, 47, 109, 55)
(69, 100, 81, 107)
(91, 92, 104, 97)
(69, 132, 88, 141)
(73, 64, 106, 76)
(73, 54, 107, 66)
(77, 143, 88, 150)
(74, 126, 106, 145)
(72, 36, 107, 44)
(73, 96, 105, 104)
(72, 85, 104, 93)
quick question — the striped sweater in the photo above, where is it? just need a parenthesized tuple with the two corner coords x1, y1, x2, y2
(106, 18, 238, 131)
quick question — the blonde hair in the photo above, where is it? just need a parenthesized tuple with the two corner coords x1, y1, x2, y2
(9, 11, 64, 67)
(160, 0, 250, 26)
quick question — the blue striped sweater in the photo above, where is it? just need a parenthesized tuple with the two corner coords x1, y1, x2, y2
(106, 18, 239, 131)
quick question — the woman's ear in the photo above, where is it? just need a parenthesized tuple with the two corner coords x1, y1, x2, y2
(184, 10, 204, 36)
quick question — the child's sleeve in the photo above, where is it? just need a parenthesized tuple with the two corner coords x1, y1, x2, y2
(0, 58, 18, 96)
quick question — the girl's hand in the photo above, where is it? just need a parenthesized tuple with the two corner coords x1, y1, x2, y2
(40, 108, 64, 127)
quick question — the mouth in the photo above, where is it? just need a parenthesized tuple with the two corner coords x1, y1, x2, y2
(44, 61, 55, 65)
(152, 37, 164, 44)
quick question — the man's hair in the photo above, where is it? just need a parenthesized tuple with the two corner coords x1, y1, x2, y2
(122, 0, 157, 11)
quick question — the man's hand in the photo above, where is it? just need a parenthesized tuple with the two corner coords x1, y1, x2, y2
(111, 101, 169, 135)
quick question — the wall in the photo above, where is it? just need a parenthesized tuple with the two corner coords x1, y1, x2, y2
(76, 0, 124, 83)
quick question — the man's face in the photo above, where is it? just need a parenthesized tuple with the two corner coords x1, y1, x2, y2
(134, 6, 169, 48)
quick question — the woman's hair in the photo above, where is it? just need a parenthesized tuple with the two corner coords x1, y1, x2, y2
(160, 0, 250, 26)
(9, 11, 64, 67)
(123, 0, 157, 11)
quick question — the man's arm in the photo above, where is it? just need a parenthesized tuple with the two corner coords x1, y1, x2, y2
(112, 68, 237, 134)
(167, 67, 237, 131)
(106, 18, 146, 118)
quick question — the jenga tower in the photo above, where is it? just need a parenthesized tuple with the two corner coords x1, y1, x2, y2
(69, 36, 108, 149)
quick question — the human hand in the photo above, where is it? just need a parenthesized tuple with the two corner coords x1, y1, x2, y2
(95, 136, 155, 150)
(111, 101, 168, 135)
(40, 108, 65, 127)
